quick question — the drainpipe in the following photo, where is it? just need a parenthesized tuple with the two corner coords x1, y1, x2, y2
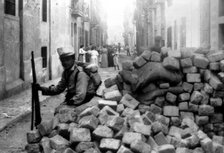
(49, 0, 52, 80)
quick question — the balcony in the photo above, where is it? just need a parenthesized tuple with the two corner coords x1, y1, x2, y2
(71, 2, 84, 17)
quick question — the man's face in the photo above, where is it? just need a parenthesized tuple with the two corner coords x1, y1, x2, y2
(60, 56, 75, 70)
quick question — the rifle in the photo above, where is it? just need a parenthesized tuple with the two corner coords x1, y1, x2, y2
(31, 51, 42, 130)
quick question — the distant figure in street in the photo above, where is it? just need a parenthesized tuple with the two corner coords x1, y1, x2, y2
(113, 51, 119, 70)
(126, 45, 131, 56)
(108, 45, 114, 67)
(101, 45, 108, 68)
(88, 46, 99, 66)
(36, 47, 97, 111)
(78, 45, 86, 62)
(86, 45, 92, 63)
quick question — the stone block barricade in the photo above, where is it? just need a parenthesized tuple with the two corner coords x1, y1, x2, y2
(25, 48, 224, 153)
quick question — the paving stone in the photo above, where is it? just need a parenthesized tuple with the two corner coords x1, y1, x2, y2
(103, 90, 122, 101)
(151, 104, 162, 114)
(56, 123, 70, 140)
(79, 106, 100, 118)
(176, 147, 192, 153)
(181, 118, 199, 132)
(63, 148, 76, 153)
(133, 56, 147, 68)
(98, 99, 117, 110)
(145, 111, 156, 122)
(213, 135, 224, 145)
(209, 73, 224, 90)
(103, 85, 119, 94)
(100, 138, 121, 150)
(194, 83, 204, 91)
(198, 105, 214, 116)
(220, 60, 224, 71)
(190, 91, 203, 104)
(180, 112, 194, 121)
(25, 143, 40, 153)
(155, 114, 170, 126)
(166, 92, 177, 104)
(193, 55, 209, 68)
(178, 93, 190, 101)
(181, 128, 193, 139)
(138, 104, 151, 114)
(79, 115, 99, 130)
(57, 108, 76, 123)
(70, 128, 91, 142)
(40, 137, 52, 153)
(142, 114, 153, 125)
(182, 82, 193, 93)
(192, 147, 204, 153)
(187, 73, 201, 83)
(114, 124, 129, 139)
(84, 148, 99, 153)
(210, 114, 223, 124)
(209, 62, 220, 71)
(218, 72, 224, 82)
(37, 120, 53, 136)
(163, 57, 180, 71)
(171, 117, 181, 126)
(201, 90, 210, 104)
(154, 132, 169, 146)
(141, 50, 152, 61)
(168, 126, 182, 139)
(75, 142, 95, 153)
(185, 134, 200, 148)
(27, 130, 42, 144)
(163, 106, 179, 117)
(121, 107, 140, 117)
(117, 145, 133, 153)
(179, 102, 189, 111)
(106, 116, 125, 131)
(151, 51, 161, 62)
(155, 97, 165, 107)
(183, 66, 198, 73)
(200, 137, 213, 153)
(122, 132, 144, 145)
(120, 94, 140, 109)
(197, 130, 208, 140)
(93, 125, 114, 139)
(116, 104, 125, 114)
(210, 98, 223, 107)
(131, 122, 151, 136)
(100, 106, 119, 116)
(50, 135, 69, 150)
(204, 83, 213, 94)
(181, 58, 193, 68)
(195, 116, 209, 125)
(130, 140, 151, 153)
(159, 83, 170, 89)
(213, 142, 224, 153)
(207, 51, 224, 62)
(188, 103, 199, 113)
(104, 77, 117, 88)
(158, 144, 175, 153)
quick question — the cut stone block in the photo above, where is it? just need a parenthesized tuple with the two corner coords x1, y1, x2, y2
(70, 128, 91, 142)
(218, 72, 224, 82)
(182, 82, 193, 93)
(151, 104, 162, 114)
(194, 83, 204, 91)
(131, 122, 151, 136)
(155, 97, 165, 107)
(178, 93, 190, 101)
(106, 116, 125, 131)
(101, 106, 119, 116)
(117, 145, 133, 153)
(40, 137, 52, 153)
(209, 73, 224, 90)
(120, 94, 140, 109)
(166, 92, 177, 104)
(151, 51, 161, 62)
(204, 83, 213, 94)
(93, 125, 114, 138)
(195, 116, 209, 126)
(122, 132, 144, 145)
(158, 144, 175, 153)
(179, 102, 189, 111)
(183, 66, 198, 73)
(98, 99, 117, 110)
(50, 135, 69, 150)
(75, 142, 95, 153)
(190, 91, 203, 104)
(188, 103, 199, 113)
(103, 90, 122, 101)
(180, 58, 193, 68)
(207, 51, 224, 62)
(154, 132, 169, 146)
(163, 106, 179, 117)
(198, 105, 214, 116)
(180, 112, 194, 121)
(200, 137, 213, 153)
(141, 50, 152, 61)
(100, 138, 121, 150)
(79, 106, 100, 118)
(79, 115, 99, 130)
(116, 104, 125, 113)
(37, 120, 53, 136)
(130, 140, 151, 153)
(209, 62, 220, 71)
(193, 55, 209, 68)
(163, 57, 180, 71)
(104, 77, 117, 88)
(27, 130, 41, 144)
(186, 73, 201, 83)
(210, 98, 222, 107)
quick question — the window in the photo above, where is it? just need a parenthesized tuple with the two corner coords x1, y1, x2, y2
(5, 0, 16, 16)
(41, 47, 47, 68)
(42, 0, 47, 22)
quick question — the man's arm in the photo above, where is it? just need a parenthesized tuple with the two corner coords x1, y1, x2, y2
(41, 73, 67, 95)
(70, 72, 89, 105)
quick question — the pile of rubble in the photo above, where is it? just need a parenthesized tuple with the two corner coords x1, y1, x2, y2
(25, 48, 224, 153)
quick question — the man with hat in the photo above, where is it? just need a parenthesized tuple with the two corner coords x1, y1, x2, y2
(36, 47, 96, 107)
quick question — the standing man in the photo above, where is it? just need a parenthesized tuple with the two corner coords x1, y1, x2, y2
(36, 47, 96, 108)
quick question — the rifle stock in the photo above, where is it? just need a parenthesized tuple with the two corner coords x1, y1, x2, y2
(31, 51, 42, 130)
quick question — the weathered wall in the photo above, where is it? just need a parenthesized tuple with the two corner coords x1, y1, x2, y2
(50, 0, 72, 79)
(22, 0, 42, 81)
(210, 0, 219, 50)
(0, 0, 6, 99)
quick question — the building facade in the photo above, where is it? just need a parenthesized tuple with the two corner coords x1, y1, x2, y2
(0, 0, 107, 100)
(134, 0, 166, 54)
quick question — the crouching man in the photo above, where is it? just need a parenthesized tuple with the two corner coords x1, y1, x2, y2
(36, 47, 96, 113)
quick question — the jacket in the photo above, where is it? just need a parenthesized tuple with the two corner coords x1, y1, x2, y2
(41, 65, 95, 105)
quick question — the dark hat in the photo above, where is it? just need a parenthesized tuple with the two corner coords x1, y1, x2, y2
(57, 47, 75, 58)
